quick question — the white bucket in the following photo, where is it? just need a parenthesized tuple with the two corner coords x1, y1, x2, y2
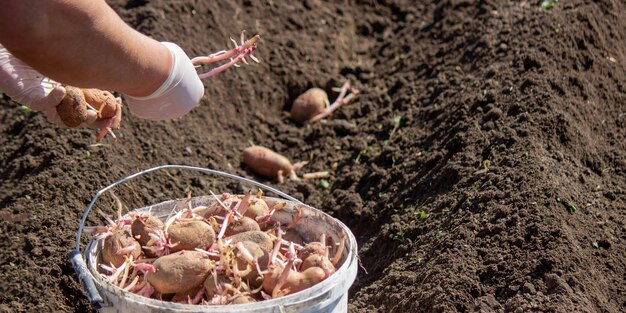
(71, 165, 358, 313)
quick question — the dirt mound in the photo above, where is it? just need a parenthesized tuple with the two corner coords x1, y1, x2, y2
(0, 0, 624, 312)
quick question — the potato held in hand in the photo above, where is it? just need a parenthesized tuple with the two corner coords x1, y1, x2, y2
(82, 88, 118, 118)
(57, 87, 90, 128)
(57, 86, 117, 127)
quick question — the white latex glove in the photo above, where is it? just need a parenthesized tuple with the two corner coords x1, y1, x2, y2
(0, 44, 122, 130)
(0, 44, 67, 126)
(123, 42, 204, 121)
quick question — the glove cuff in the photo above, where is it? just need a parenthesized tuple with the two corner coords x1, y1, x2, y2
(124, 42, 204, 121)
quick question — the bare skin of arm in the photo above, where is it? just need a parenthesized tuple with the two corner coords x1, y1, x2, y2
(0, 0, 171, 97)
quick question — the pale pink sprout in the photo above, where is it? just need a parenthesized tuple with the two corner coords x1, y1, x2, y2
(210, 191, 236, 216)
(236, 191, 251, 216)
(221, 283, 239, 295)
(131, 261, 156, 273)
(187, 288, 206, 305)
(286, 207, 303, 230)
(272, 259, 294, 298)
(235, 242, 256, 265)
(123, 275, 140, 292)
(86, 225, 114, 241)
(216, 212, 232, 240)
(128, 211, 151, 222)
(192, 32, 261, 79)
(331, 235, 346, 267)
(257, 202, 286, 224)
(288, 242, 297, 260)
(131, 275, 148, 293)
(235, 241, 263, 277)
(173, 216, 204, 223)
(96, 208, 117, 227)
(287, 161, 309, 182)
(194, 248, 220, 258)
(191, 205, 209, 215)
(231, 259, 252, 285)
(137, 284, 154, 298)
(84, 100, 119, 142)
(118, 256, 133, 288)
(260, 290, 272, 300)
(240, 280, 263, 295)
(164, 209, 184, 233)
(280, 239, 303, 250)
(115, 244, 138, 255)
(83, 225, 110, 234)
(143, 230, 177, 256)
(211, 268, 222, 294)
(100, 261, 127, 285)
(303, 171, 330, 180)
(233, 259, 252, 277)
(269, 226, 284, 267)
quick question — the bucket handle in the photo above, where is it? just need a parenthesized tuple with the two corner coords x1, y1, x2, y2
(70, 164, 302, 309)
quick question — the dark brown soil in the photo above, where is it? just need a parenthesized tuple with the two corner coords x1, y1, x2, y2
(1, 0, 624, 312)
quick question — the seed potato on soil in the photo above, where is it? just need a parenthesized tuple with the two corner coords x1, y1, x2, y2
(242, 145, 307, 183)
(290, 88, 328, 123)
(1, 0, 625, 312)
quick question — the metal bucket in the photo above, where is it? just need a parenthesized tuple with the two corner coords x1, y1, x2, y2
(70, 165, 358, 313)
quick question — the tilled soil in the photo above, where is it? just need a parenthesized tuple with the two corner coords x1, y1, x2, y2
(0, 0, 624, 312)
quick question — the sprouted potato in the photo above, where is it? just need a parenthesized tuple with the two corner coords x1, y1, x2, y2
(90, 190, 344, 305)
(242, 146, 308, 183)
(290, 80, 359, 124)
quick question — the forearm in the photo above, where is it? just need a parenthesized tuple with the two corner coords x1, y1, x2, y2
(0, 0, 170, 96)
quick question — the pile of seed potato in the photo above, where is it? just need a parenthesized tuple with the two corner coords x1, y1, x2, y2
(93, 191, 343, 305)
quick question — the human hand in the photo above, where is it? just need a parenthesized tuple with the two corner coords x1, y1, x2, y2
(0, 44, 122, 131)
(123, 42, 204, 121)
(0, 44, 68, 126)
